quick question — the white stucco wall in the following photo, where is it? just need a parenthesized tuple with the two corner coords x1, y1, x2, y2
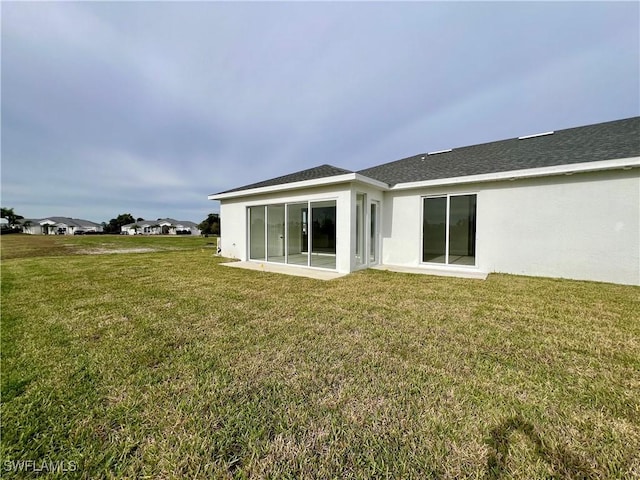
(479, 170, 639, 285)
(22, 225, 44, 235)
(382, 169, 640, 285)
(218, 200, 247, 260)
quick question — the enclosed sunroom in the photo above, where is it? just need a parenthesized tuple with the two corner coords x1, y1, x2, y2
(208, 165, 386, 274)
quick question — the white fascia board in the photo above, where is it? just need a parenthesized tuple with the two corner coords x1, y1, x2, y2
(391, 156, 640, 191)
(209, 173, 363, 200)
(353, 173, 390, 190)
(209, 172, 389, 201)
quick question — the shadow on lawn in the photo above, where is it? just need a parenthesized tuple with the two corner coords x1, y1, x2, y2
(484, 415, 596, 479)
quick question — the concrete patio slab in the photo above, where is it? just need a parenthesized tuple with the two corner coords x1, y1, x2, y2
(220, 261, 348, 281)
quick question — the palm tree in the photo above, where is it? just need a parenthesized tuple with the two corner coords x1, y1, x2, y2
(1, 207, 24, 228)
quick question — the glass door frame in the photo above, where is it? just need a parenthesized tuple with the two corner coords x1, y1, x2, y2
(420, 193, 477, 267)
(247, 198, 338, 270)
(369, 200, 380, 266)
(355, 193, 366, 266)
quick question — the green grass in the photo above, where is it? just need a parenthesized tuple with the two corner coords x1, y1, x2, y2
(1, 235, 639, 479)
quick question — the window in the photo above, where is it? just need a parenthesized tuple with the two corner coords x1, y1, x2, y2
(355, 193, 365, 265)
(248, 200, 336, 269)
(422, 194, 476, 266)
(249, 206, 266, 260)
(287, 203, 308, 266)
(310, 201, 336, 269)
(370, 201, 379, 264)
(267, 205, 285, 263)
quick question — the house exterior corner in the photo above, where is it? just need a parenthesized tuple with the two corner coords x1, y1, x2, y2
(210, 117, 640, 285)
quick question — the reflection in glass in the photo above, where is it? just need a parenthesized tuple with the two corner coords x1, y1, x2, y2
(252, 201, 337, 270)
(422, 197, 447, 264)
(287, 203, 308, 266)
(449, 195, 476, 265)
(311, 201, 336, 269)
(355, 194, 365, 265)
(267, 205, 285, 263)
(249, 206, 265, 260)
(422, 195, 476, 266)
(370, 202, 378, 263)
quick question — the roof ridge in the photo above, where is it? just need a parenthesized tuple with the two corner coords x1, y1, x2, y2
(213, 117, 638, 195)
(357, 116, 639, 186)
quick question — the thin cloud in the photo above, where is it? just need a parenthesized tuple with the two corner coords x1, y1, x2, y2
(1, 2, 638, 223)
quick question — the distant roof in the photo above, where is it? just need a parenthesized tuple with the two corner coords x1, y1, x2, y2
(174, 220, 199, 228)
(358, 116, 640, 186)
(23, 217, 101, 228)
(215, 164, 354, 195)
(212, 117, 639, 195)
(121, 219, 199, 229)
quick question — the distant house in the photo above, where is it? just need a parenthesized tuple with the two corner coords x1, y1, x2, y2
(21, 217, 103, 235)
(120, 218, 201, 236)
(209, 117, 640, 286)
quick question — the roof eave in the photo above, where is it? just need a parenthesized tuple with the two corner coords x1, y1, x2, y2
(209, 173, 389, 201)
(390, 156, 640, 191)
(353, 173, 390, 190)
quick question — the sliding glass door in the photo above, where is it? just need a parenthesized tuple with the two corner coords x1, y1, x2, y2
(355, 193, 365, 266)
(422, 197, 447, 263)
(310, 201, 336, 269)
(422, 194, 476, 266)
(249, 200, 336, 269)
(287, 203, 308, 266)
(448, 195, 476, 265)
(267, 205, 285, 263)
(248, 206, 266, 260)
(370, 201, 379, 264)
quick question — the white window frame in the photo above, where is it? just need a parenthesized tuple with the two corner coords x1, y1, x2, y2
(247, 198, 338, 270)
(420, 192, 477, 268)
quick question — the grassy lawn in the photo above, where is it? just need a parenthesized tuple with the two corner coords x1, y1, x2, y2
(1, 235, 638, 478)
(0, 233, 215, 260)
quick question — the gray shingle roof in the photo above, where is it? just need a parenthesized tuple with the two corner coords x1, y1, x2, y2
(177, 221, 199, 229)
(158, 218, 199, 228)
(213, 117, 639, 196)
(215, 164, 354, 195)
(358, 117, 640, 186)
(122, 219, 199, 229)
(34, 217, 101, 228)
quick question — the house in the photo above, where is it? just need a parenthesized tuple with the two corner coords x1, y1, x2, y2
(21, 217, 103, 235)
(120, 219, 201, 236)
(208, 117, 640, 286)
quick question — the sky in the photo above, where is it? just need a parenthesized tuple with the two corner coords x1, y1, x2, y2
(2, 2, 639, 224)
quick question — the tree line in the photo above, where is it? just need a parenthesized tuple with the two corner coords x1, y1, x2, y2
(1, 208, 220, 236)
